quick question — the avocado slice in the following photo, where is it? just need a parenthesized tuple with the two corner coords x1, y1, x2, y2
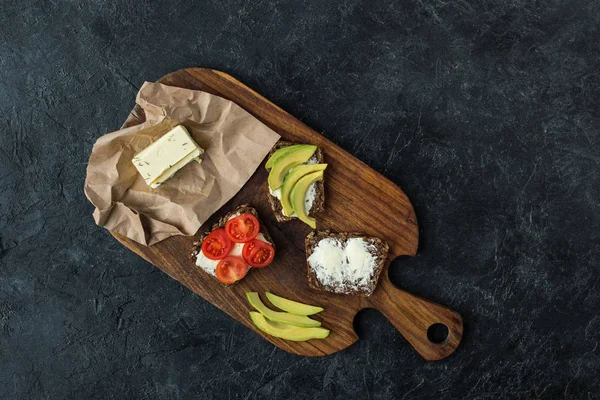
(246, 292, 321, 328)
(267, 145, 317, 191)
(280, 164, 327, 216)
(290, 170, 324, 228)
(265, 292, 324, 316)
(249, 312, 330, 341)
(265, 145, 307, 170)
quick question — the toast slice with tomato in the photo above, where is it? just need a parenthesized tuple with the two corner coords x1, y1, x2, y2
(190, 204, 275, 285)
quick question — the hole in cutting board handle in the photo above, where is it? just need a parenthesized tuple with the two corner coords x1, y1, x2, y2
(427, 323, 449, 344)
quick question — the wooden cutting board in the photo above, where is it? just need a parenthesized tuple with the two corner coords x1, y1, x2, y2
(113, 68, 463, 360)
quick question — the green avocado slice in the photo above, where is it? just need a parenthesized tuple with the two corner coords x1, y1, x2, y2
(267, 145, 317, 191)
(246, 292, 321, 328)
(265, 292, 324, 316)
(290, 170, 324, 228)
(265, 145, 307, 170)
(249, 312, 330, 341)
(280, 164, 327, 216)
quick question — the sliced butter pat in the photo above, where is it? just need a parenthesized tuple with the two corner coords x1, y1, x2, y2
(150, 148, 201, 188)
(132, 125, 204, 188)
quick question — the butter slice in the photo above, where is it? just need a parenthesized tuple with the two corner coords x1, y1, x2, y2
(150, 147, 201, 188)
(132, 125, 204, 188)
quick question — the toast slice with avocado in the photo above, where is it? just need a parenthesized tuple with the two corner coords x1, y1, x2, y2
(266, 140, 326, 226)
(305, 230, 389, 297)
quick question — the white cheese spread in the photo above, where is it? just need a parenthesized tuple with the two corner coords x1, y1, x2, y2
(269, 188, 282, 200)
(304, 182, 316, 213)
(307, 238, 378, 292)
(305, 155, 318, 164)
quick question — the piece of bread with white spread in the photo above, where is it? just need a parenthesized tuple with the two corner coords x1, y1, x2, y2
(305, 231, 389, 297)
(266, 140, 326, 224)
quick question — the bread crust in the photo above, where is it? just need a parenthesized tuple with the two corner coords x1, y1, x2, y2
(305, 230, 389, 297)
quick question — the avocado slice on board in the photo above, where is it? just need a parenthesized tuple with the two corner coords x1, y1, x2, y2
(249, 312, 330, 341)
(246, 292, 321, 328)
(265, 292, 324, 316)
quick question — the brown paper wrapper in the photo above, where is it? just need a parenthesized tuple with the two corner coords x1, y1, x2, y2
(84, 82, 280, 246)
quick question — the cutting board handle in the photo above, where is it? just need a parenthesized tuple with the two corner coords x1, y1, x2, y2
(367, 276, 463, 360)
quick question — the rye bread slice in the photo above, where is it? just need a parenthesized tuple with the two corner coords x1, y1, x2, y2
(266, 140, 325, 223)
(305, 231, 389, 297)
(190, 204, 274, 283)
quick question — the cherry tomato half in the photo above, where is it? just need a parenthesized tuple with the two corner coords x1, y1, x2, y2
(201, 228, 233, 260)
(215, 256, 248, 284)
(225, 213, 260, 243)
(242, 240, 275, 268)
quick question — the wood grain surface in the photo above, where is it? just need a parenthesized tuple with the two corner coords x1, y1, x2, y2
(113, 68, 463, 359)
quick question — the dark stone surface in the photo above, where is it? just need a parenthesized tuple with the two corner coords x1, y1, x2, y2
(1, 0, 599, 398)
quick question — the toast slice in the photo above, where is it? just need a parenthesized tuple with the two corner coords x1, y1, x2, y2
(190, 204, 274, 281)
(305, 231, 389, 297)
(266, 140, 325, 223)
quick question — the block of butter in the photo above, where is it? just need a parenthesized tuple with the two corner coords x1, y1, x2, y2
(132, 125, 204, 188)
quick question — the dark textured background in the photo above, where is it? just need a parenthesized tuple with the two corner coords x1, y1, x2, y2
(1, 0, 599, 398)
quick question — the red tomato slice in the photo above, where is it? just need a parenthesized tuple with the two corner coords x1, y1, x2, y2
(242, 240, 275, 268)
(201, 228, 233, 260)
(215, 256, 248, 284)
(225, 213, 260, 243)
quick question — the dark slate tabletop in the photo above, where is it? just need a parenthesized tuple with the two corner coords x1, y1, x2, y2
(2, 0, 599, 398)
